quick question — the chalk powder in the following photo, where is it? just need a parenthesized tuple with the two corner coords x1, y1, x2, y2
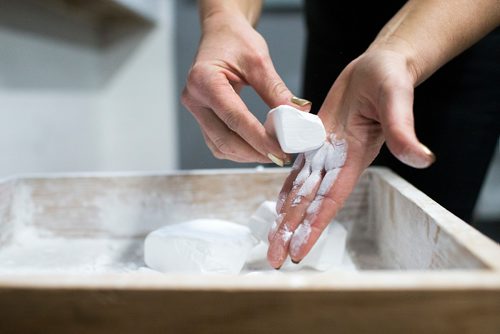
(0, 213, 355, 275)
(0, 132, 350, 274)
(287, 134, 348, 255)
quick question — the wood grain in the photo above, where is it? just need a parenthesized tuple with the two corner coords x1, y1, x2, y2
(0, 167, 499, 333)
(0, 288, 499, 334)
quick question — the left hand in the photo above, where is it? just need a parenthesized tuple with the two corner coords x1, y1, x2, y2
(267, 49, 436, 268)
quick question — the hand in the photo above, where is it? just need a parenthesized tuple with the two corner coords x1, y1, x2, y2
(181, 13, 310, 165)
(267, 49, 436, 268)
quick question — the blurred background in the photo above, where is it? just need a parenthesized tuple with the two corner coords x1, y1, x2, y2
(0, 0, 498, 236)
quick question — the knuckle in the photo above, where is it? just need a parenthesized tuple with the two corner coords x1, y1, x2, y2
(213, 136, 231, 155)
(270, 80, 288, 98)
(180, 88, 192, 108)
(187, 63, 206, 80)
(248, 52, 269, 68)
(222, 111, 242, 132)
(205, 138, 226, 160)
(379, 75, 413, 98)
(212, 149, 226, 160)
(186, 63, 210, 90)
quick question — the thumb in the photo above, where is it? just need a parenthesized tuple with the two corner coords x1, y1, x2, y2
(245, 56, 311, 111)
(379, 83, 436, 169)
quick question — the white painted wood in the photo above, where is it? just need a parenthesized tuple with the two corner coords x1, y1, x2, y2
(0, 167, 499, 333)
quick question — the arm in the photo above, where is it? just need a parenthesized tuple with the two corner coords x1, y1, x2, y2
(199, 0, 263, 26)
(267, 0, 500, 268)
(370, 0, 500, 84)
(182, 0, 310, 166)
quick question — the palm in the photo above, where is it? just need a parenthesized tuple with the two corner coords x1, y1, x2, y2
(267, 50, 430, 268)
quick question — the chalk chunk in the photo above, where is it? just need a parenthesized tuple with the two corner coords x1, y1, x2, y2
(144, 219, 258, 274)
(264, 105, 326, 153)
(248, 201, 278, 242)
(246, 201, 348, 272)
(298, 222, 347, 271)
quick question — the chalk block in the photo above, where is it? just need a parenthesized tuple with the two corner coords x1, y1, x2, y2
(144, 219, 258, 274)
(296, 221, 347, 271)
(248, 201, 278, 242)
(245, 201, 349, 272)
(264, 105, 326, 153)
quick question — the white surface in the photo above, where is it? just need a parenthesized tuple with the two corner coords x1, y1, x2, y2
(245, 201, 354, 272)
(299, 222, 347, 270)
(144, 219, 258, 274)
(265, 105, 326, 153)
(248, 201, 277, 242)
(0, 228, 144, 274)
(245, 221, 351, 272)
(0, 0, 177, 178)
(0, 195, 355, 275)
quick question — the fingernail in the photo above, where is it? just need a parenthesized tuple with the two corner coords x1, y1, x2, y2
(291, 259, 301, 264)
(268, 153, 284, 167)
(421, 144, 436, 163)
(291, 96, 312, 107)
(398, 148, 435, 169)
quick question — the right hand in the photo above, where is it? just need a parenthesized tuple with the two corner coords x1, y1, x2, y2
(181, 13, 309, 165)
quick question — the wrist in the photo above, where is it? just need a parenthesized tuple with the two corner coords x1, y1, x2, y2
(367, 39, 424, 86)
(201, 10, 249, 34)
(200, 1, 262, 30)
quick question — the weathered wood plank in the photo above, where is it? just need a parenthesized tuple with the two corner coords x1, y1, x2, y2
(0, 288, 499, 334)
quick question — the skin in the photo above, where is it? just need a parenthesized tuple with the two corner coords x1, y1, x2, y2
(186, 0, 500, 268)
(182, 0, 310, 165)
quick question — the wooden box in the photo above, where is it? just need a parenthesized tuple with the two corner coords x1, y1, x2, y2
(0, 167, 499, 333)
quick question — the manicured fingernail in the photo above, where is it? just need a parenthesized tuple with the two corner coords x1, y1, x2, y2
(291, 96, 311, 107)
(398, 148, 435, 169)
(268, 153, 284, 167)
(421, 144, 436, 163)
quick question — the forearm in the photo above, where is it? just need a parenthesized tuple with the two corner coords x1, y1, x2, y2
(369, 0, 500, 85)
(199, 0, 263, 28)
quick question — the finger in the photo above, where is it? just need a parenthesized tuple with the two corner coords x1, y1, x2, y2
(267, 144, 331, 268)
(378, 82, 435, 168)
(191, 105, 270, 163)
(200, 130, 223, 158)
(202, 73, 291, 164)
(268, 152, 313, 242)
(275, 154, 304, 213)
(268, 154, 305, 244)
(288, 144, 364, 262)
(244, 56, 311, 111)
(267, 170, 323, 268)
(201, 130, 262, 163)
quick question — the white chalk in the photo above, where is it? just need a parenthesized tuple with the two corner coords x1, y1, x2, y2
(264, 105, 326, 153)
(244, 201, 351, 272)
(297, 222, 347, 271)
(248, 201, 278, 242)
(144, 219, 258, 274)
